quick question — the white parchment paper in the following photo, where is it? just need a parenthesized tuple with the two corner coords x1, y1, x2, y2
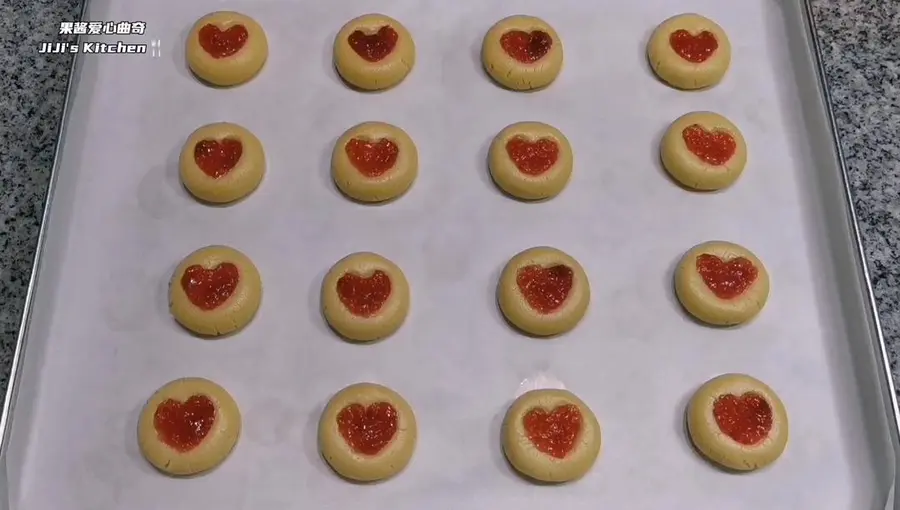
(8, 0, 894, 508)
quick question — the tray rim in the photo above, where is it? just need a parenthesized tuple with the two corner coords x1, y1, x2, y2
(799, 0, 900, 443)
(1, 0, 897, 497)
(0, 0, 91, 454)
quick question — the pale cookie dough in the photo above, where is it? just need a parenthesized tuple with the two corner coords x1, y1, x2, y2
(482, 15, 564, 91)
(179, 122, 266, 203)
(186, 11, 268, 87)
(322, 252, 410, 342)
(138, 377, 241, 476)
(502, 388, 601, 483)
(498, 247, 590, 337)
(687, 373, 789, 471)
(333, 14, 416, 91)
(661, 111, 747, 191)
(169, 245, 263, 337)
(319, 382, 417, 482)
(332, 122, 418, 203)
(647, 13, 731, 90)
(489, 122, 573, 200)
(675, 241, 769, 326)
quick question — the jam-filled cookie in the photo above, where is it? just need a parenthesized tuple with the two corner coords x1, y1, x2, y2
(138, 377, 241, 476)
(333, 14, 416, 91)
(186, 11, 268, 87)
(322, 252, 410, 342)
(661, 112, 747, 191)
(502, 388, 601, 483)
(179, 122, 266, 203)
(687, 373, 789, 471)
(647, 13, 731, 90)
(489, 121, 573, 200)
(169, 245, 263, 336)
(319, 382, 417, 482)
(498, 247, 590, 337)
(674, 241, 769, 326)
(482, 15, 563, 91)
(332, 122, 418, 203)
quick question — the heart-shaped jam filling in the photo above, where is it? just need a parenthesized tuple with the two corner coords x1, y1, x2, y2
(194, 138, 243, 178)
(500, 30, 553, 63)
(669, 29, 718, 63)
(337, 402, 398, 455)
(198, 24, 249, 59)
(506, 136, 559, 176)
(336, 270, 392, 318)
(523, 404, 582, 459)
(347, 26, 398, 63)
(695, 254, 758, 300)
(713, 392, 773, 446)
(516, 264, 573, 314)
(682, 125, 736, 166)
(344, 138, 399, 178)
(154, 395, 216, 452)
(181, 262, 240, 311)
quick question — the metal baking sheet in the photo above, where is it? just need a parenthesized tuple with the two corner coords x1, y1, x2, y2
(3, 0, 899, 508)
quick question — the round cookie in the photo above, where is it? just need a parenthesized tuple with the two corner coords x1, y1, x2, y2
(660, 112, 747, 191)
(318, 382, 417, 482)
(322, 252, 410, 342)
(138, 377, 241, 476)
(687, 373, 789, 471)
(489, 121, 573, 200)
(482, 15, 564, 91)
(186, 11, 268, 87)
(331, 122, 418, 203)
(169, 245, 263, 336)
(179, 122, 266, 203)
(498, 247, 590, 337)
(674, 241, 769, 326)
(333, 14, 416, 91)
(647, 13, 731, 90)
(502, 388, 601, 483)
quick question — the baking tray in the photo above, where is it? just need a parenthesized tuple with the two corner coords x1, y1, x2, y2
(2, 0, 899, 508)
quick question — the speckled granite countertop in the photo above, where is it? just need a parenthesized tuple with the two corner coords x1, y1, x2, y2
(0, 1, 898, 396)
